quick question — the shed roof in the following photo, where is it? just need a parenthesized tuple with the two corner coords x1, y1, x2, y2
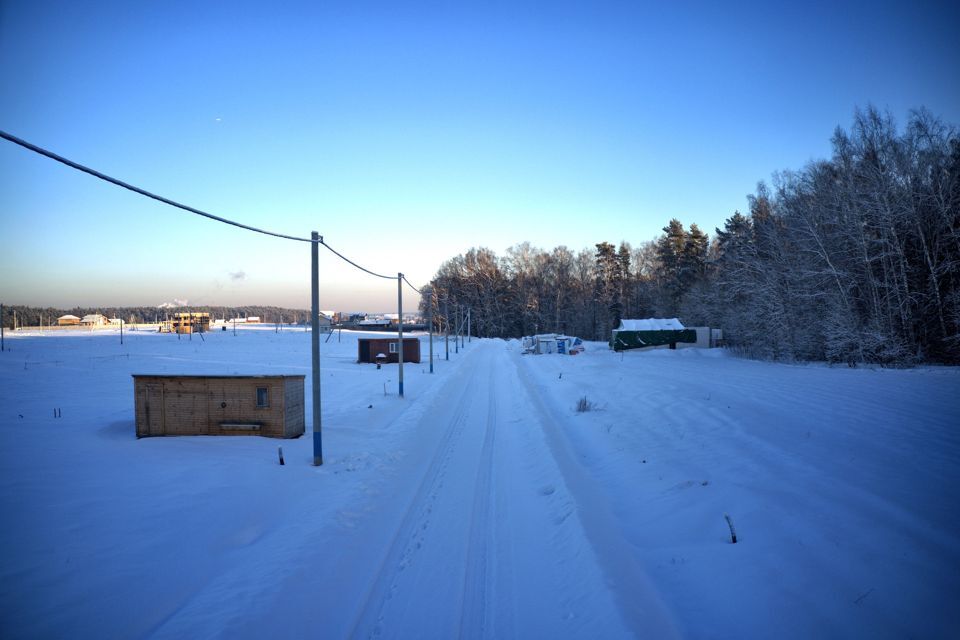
(616, 318, 686, 331)
(58, 314, 81, 320)
(132, 374, 305, 379)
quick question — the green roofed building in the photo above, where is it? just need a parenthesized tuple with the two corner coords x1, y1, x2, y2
(610, 318, 697, 351)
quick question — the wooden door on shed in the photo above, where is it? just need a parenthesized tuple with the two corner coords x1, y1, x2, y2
(143, 383, 165, 435)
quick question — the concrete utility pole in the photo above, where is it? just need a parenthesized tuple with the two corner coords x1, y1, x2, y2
(311, 231, 323, 466)
(428, 287, 434, 374)
(397, 272, 404, 398)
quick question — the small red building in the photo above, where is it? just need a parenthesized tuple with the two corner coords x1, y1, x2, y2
(357, 337, 421, 364)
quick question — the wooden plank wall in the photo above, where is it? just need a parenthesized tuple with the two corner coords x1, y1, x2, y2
(283, 378, 305, 438)
(134, 377, 302, 438)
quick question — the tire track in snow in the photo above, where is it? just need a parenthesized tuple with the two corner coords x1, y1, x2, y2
(458, 364, 497, 638)
(348, 345, 494, 638)
(512, 349, 681, 638)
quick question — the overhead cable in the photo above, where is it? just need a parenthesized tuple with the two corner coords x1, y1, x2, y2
(0, 129, 313, 243)
(318, 239, 394, 280)
(1, 130, 422, 285)
(402, 275, 422, 295)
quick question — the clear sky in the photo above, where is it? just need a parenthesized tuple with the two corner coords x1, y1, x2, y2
(2, 0, 958, 312)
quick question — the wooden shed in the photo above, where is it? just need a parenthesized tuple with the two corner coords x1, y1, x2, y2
(133, 374, 305, 438)
(357, 337, 421, 364)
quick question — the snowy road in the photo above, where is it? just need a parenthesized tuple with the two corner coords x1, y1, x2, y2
(343, 340, 674, 638)
(3, 330, 957, 639)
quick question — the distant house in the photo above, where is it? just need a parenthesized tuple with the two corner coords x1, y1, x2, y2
(357, 318, 392, 330)
(80, 314, 109, 326)
(57, 314, 81, 326)
(161, 312, 210, 334)
(610, 318, 697, 351)
(357, 337, 421, 364)
(133, 374, 305, 438)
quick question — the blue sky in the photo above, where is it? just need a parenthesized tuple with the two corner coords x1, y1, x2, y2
(2, 0, 958, 311)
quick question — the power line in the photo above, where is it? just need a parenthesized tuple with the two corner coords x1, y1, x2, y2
(402, 275, 423, 295)
(319, 239, 394, 280)
(1, 129, 415, 284)
(0, 129, 313, 244)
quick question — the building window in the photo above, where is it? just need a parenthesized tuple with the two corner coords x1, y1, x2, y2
(389, 342, 398, 354)
(256, 387, 269, 408)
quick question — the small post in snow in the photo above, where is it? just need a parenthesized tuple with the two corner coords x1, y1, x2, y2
(724, 513, 738, 544)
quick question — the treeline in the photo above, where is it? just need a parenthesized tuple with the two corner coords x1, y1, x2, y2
(1, 305, 311, 327)
(422, 107, 959, 365)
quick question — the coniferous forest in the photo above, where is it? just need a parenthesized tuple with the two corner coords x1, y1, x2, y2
(423, 107, 959, 365)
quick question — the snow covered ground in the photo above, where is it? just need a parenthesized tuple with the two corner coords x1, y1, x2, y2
(1, 328, 958, 638)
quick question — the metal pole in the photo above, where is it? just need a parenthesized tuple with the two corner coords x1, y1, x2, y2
(428, 288, 434, 374)
(444, 298, 449, 361)
(1, 304, 4, 352)
(468, 307, 471, 342)
(455, 305, 460, 354)
(120, 318, 123, 345)
(311, 231, 323, 465)
(397, 273, 404, 398)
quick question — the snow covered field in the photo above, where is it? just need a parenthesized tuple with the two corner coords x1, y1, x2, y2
(1, 328, 958, 639)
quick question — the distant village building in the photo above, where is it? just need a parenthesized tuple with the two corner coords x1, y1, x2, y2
(133, 374, 305, 438)
(80, 314, 109, 326)
(357, 317, 393, 330)
(357, 337, 421, 364)
(57, 314, 81, 326)
(161, 312, 210, 334)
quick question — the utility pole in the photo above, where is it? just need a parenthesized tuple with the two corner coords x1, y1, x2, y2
(468, 307, 471, 343)
(1, 303, 4, 352)
(444, 298, 449, 361)
(427, 287, 434, 374)
(455, 305, 460, 354)
(311, 232, 323, 465)
(120, 318, 123, 345)
(397, 272, 404, 398)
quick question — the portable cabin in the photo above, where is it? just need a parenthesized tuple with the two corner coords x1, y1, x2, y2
(357, 337, 421, 363)
(610, 318, 697, 351)
(133, 374, 305, 438)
